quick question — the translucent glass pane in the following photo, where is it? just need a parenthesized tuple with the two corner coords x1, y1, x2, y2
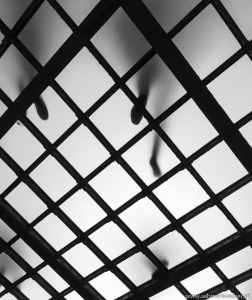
(56, 47, 114, 113)
(89, 162, 141, 210)
(161, 100, 218, 157)
(0, 253, 26, 283)
(90, 271, 129, 300)
(143, 0, 201, 33)
(66, 291, 84, 300)
(154, 170, 209, 218)
(223, 181, 252, 228)
(208, 56, 252, 123)
(123, 131, 180, 184)
(0, 123, 44, 169)
(39, 265, 69, 292)
(18, 278, 50, 300)
(150, 285, 186, 300)
(0, 158, 17, 194)
(60, 190, 106, 232)
(6, 183, 47, 223)
(0, 0, 31, 28)
(0, 45, 37, 101)
(193, 142, 248, 193)
(126, 54, 186, 119)
(91, 89, 148, 149)
(217, 247, 252, 278)
(148, 230, 197, 269)
(30, 155, 76, 201)
(236, 279, 252, 299)
(0, 294, 17, 300)
(181, 267, 222, 295)
(35, 213, 75, 251)
(120, 198, 170, 240)
(58, 125, 109, 178)
(240, 121, 252, 148)
(118, 252, 155, 285)
(19, 1, 71, 65)
(183, 206, 236, 249)
(89, 222, 135, 259)
(173, 5, 240, 79)
(0, 219, 15, 242)
(222, 0, 252, 40)
(0, 100, 7, 117)
(63, 243, 103, 277)
(27, 87, 77, 143)
(58, 0, 99, 26)
(11, 239, 43, 268)
(92, 8, 151, 76)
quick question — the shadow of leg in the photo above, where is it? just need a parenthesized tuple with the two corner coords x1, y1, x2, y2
(149, 134, 162, 177)
(130, 93, 148, 125)
(34, 96, 49, 120)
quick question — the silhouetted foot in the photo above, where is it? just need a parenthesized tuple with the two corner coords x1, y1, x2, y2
(34, 96, 48, 120)
(151, 260, 168, 279)
(150, 155, 161, 177)
(130, 94, 148, 125)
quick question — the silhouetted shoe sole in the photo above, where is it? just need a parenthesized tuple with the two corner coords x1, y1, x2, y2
(130, 94, 148, 125)
(151, 259, 169, 279)
(35, 96, 49, 120)
(150, 156, 161, 177)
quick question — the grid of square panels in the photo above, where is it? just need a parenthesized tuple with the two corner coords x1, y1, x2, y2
(0, 0, 252, 300)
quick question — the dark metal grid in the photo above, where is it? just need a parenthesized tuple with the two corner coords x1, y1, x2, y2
(0, 0, 251, 298)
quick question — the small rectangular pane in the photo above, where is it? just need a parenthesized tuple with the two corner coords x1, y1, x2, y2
(18, 278, 50, 300)
(0, 253, 26, 283)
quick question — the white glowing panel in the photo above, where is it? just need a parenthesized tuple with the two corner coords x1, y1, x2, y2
(0, 220, 15, 243)
(184, 206, 236, 249)
(0, 253, 25, 283)
(150, 285, 187, 300)
(148, 230, 197, 269)
(0, 159, 17, 194)
(18, 278, 50, 300)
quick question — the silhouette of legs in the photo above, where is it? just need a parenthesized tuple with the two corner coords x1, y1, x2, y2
(149, 134, 161, 177)
(34, 95, 48, 120)
(130, 93, 148, 125)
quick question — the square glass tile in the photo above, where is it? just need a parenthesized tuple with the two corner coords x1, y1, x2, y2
(11, 239, 43, 268)
(0, 100, 7, 118)
(18, 278, 50, 300)
(90, 271, 129, 300)
(123, 131, 180, 184)
(89, 162, 141, 210)
(38, 265, 69, 292)
(90, 89, 148, 149)
(0, 294, 17, 300)
(0, 122, 44, 169)
(30, 155, 76, 201)
(240, 121, 252, 148)
(92, 8, 151, 76)
(154, 169, 209, 218)
(181, 267, 222, 295)
(193, 141, 248, 193)
(0, 252, 26, 283)
(60, 190, 106, 232)
(56, 47, 114, 113)
(27, 87, 77, 143)
(0, 158, 17, 194)
(5, 182, 47, 223)
(161, 99, 218, 157)
(236, 279, 252, 299)
(89, 222, 135, 259)
(216, 247, 252, 279)
(63, 243, 103, 277)
(120, 197, 170, 240)
(173, 5, 240, 79)
(58, 125, 109, 178)
(148, 230, 197, 269)
(118, 252, 156, 285)
(66, 291, 84, 300)
(223, 181, 252, 228)
(183, 206, 236, 249)
(35, 213, 75, 251)
(208, 56, 252, 123)
(0, 219, 15, 242)
(18, 1, 71, 65)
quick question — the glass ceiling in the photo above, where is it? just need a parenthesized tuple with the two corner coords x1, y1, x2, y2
(0, 0, 252, 299)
